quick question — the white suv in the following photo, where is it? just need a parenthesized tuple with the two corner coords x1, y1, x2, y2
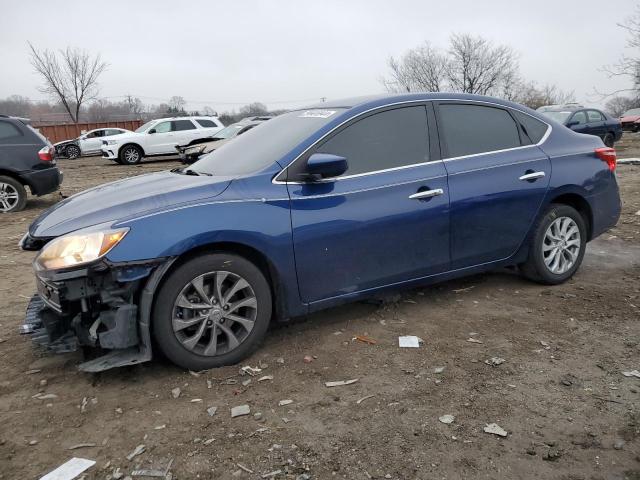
(101, 117, 224, 164)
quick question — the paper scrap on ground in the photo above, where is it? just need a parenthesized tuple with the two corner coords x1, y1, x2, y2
(439, 415, 455, 424)
(483, 423, 508, 437)
(39, 457, 96, 480)
(325, 379, 359, 387)
(622, 370, 640, 378)
(398, 336, 420, 348)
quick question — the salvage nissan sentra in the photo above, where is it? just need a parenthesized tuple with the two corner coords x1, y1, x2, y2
(20, 93, 621, 372)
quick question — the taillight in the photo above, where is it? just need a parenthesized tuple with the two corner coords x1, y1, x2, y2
(595, 147, 616, 172)
(38, 146, 54, 162)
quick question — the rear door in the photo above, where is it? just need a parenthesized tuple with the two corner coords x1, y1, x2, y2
(172, 119, 201, 145)
(435, 102, 551, 269)
(286, 104, 450, 304)
(585, 110, 606, 138)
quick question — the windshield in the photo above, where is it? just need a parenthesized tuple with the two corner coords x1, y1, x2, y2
(135, 120, 156, 133)
(192, 109, 345, 176)
(212, 124, 244, 139)
(542, 111, 572, 123)
(623, 108, 640, 116)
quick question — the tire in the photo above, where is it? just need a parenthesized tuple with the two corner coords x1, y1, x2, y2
(603, 132, 615, 148)
(65, 144, 81, 159)
(152, 253, 272, 370)
(0, 175, 27, 213)
(520, 204, 587, 285)
(119, 144, 143, 165)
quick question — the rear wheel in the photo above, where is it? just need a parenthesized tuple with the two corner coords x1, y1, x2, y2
(520, 204, 587, 285)
(119, 144, 143, 165)
(0, 176, 27, 213)
(65, 144, 81, 159)
(603, 132, 615, 148)
(152, 253, 272, 370)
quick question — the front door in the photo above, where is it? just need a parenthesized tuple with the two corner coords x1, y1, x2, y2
(79, 130, 105, 154)
(285, 104, 450, 304)
(146, 121, 174, 154)
(435, 102, 551, 269)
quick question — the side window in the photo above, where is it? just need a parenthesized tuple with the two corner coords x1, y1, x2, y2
(587, 110, 604, 123)
(106, 129, 123, 136)
(0, 121, 24, 141)
(153, 121, 172, 133)
(85, 131, 97, 138)
(313, 106, 430, 176)
(570, 111, 588, 125)
(172, 120, 197, 131)
(438, 104, 521, 158)
(512, 110, 549, 145)
(195, 119, 216, 128)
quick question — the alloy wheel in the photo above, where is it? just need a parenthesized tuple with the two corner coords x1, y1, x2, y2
(0, 182, 20, 212)
(66, 145, 80, 159)
(542, 216, 581, 275)
(124, 147, 140, 163)
(171, 271, 257, 356)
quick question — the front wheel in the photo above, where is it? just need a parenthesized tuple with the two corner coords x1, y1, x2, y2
(520, 204, 587, 285)
(152, 253, 272, 370)
(119, 145, 143, 165)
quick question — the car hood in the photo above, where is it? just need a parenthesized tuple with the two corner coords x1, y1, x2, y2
(54, 138, 78, 147)
(29, 170, 233, 238)
(188, 138, 230, 153)
(620, 115, 640, 122)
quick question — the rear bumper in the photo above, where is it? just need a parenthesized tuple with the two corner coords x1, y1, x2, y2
(20, 167, 63, 196)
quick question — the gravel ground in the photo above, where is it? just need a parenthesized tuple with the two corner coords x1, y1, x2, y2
(0, 145, 639, 479)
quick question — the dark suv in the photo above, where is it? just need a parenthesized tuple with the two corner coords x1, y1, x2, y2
(0, 115, 62, 212)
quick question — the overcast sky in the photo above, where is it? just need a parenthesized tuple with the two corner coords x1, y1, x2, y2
(1, 0, 638, 112)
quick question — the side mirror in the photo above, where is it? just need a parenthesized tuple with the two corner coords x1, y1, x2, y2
(305, 153, 348, 180)
(566, 121, 579, 128)
(148, 128, 156, 134)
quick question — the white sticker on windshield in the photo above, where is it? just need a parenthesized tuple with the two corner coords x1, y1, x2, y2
(298, 110, 337, 119)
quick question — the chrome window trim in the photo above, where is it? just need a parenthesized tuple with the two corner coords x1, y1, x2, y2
(272, 98, 552, 185)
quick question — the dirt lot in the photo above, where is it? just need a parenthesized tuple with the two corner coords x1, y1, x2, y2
(0, 141, 639, 480)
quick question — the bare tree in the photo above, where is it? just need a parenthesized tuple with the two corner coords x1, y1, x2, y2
(28, 43, 107, 123)
(605, 95, 640, 116)
(168, 96, 186, 110)
(509, 82, 576, 110)
(446, 34, 519, 95)
(239, 102, 269, 118)
(124, 95, 144, 116)
(383, 42, 448, 92)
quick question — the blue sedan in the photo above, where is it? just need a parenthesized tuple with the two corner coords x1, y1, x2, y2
(20, 93, 621, 371)
(541, 106, 622, 147)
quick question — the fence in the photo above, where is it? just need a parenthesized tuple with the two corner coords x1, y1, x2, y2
(32, 120, 144, 144)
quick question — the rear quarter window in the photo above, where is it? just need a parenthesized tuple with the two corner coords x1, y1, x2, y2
(0, 121, 25, 142)
(438, 104, 521, 158)
(512, 110, 549, 145)
(195, 119, 216, 128)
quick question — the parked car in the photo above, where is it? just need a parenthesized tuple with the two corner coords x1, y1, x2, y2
(100, 117, 224, 165)
(176, 117, 271, 163)
(536, 103, 584, 113)
(0, 115, 62, 213)
(540, 106, 622, 147)
(54, 128, 131, 159)
(20, 93, 621, 371)
(619, 108, 640, 132)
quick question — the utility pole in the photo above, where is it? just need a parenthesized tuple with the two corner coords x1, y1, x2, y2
(320, 97, 326, 103)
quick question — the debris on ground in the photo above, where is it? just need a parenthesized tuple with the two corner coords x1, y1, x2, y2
(483, 423, 508, 437)
(398, 336, 421, 348)
(540, 341, 551, 350)
(39, 457, 96, 480)
(241, 366, 262, 376)
(353, 335, 377, 345)
(258, 375, 273, 382)
(171, 388, 181, 399)
(190, 398, 203, 403)
(262, 469, 282, 478)
(67, 443, 97, 450)
(278, 399, 293, 406)
(324, 379, 359, 387)
(237, 463, 254, 474)
(303, 355, 313, 363)
(484, 357, 506, 367)
(356, 394, 375, 404)
(126, 444, 146, 460)
(467, 337, 483, 344)
(622, 370, 640, 378)
(276, 357, 285, 364)
(434, 366, 445, 374)
(543, 447, 562, 461)
(207, 406, 218, 417)
(33, 393, 58, 400)
(452, 286, 475, 293)
(439, 415, 455, 424)
(231, 405, 251, 417)
(131, 458, 173, 478)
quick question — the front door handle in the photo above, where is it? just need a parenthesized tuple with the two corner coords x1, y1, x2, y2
(409, 188, 444, 200)
(519, 171, 545, 181)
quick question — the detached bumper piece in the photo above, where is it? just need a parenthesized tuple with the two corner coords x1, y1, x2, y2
(21, 267, 152, 372)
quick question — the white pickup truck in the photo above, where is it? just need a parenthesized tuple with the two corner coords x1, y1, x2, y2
(101, 117, 224, 164)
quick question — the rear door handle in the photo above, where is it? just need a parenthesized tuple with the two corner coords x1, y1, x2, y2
(519, 171, 545, 181)
(409, 188, 444, 200)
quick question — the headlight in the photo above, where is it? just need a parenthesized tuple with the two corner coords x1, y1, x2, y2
(35, 228, 129, 270)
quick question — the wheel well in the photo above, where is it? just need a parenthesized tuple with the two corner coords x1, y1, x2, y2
(0, 169, 29, 190)
(157, 241, 283, 319)
(549, 193, 593, 240)
(120, 143, 145, 156)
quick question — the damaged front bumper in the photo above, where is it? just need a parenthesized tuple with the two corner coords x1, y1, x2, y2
(21, 258, 175, 372)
